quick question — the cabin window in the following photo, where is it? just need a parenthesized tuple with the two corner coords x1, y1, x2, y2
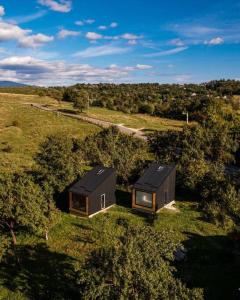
(135, 190, 153, 208)
(72, 193, 87, 213)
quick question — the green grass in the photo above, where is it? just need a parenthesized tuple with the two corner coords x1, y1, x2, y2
(55, 102, 190, 132)
(84, 107, 190, 131)
(0, 93, 100, 173)
(1, 199, 239, 300)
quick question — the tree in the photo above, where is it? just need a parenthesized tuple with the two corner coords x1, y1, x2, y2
(81, 126, 149, 183)
(199, 164, 240, 228)
(77, 222, 203, 299)
(0, 173, 50, 245)
(73, 89, 89, 113)
(62, 87, 78, 102)
(35, 134, 84, 195)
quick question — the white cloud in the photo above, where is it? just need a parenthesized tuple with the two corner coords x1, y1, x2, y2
(144, 46, 188, 57)
(0, 55, 151, 85)
(0, 21, 54, 48)
(19, 33, 54, 48)
(7, 10, 48, 24)
(0, 5, 5, 17)
(84, 31, 142, 43)
(85, 19, 95, 24)
(58, 29, 80, 39)
(204, 37, 224, 45)
(98, 22, 118, 31)
(75, 19, 95, 26)
(75, 20, 84, 26)
(135, 64, 152, 70)
(38, 0, 72, 13)
(98, 25, 107, 30)
(74, 45, 130, 57)
(121, 33, 142, 40)
(110, 22, 118, 28)
(174, 74, 192, 82)
(170, 24, 219, 38)
(86, 32, 103, 40)
(169, 38, 185, 46)
(128, 40, 137, 45)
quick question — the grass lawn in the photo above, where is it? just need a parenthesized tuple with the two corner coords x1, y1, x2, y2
(0, 93, 100, 173)
(0, 198, 239, 300)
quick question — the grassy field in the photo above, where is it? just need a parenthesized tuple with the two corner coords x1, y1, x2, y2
(0, 199, 239, 300)
(0, 93, 100, 173)
(82, 107, 188, 132)
(0, 92, 190, 172)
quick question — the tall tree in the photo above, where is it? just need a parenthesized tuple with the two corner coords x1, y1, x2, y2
(81, 126, 149, 183)
(35, 134, 84, 195)
(73, 89, 89, 113)
(0, 173, 50, 245)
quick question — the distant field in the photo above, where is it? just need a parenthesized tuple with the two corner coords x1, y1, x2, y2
(84, 107, 188, 132)
(0, 93, 100, 173)
(57, 103, 189, 132)
(0, 92, 191, 172)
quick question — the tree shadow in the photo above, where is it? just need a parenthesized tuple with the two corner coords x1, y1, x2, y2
(176, 232, 240, 300)
(57, 108, 77, 115)
(0, 243, 79, 300)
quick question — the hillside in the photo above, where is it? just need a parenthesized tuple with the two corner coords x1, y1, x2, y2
(0, 81, 27, 87)
(0, 93, 100, 173)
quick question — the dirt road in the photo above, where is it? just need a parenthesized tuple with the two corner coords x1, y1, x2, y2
(27, 103, 147, 140)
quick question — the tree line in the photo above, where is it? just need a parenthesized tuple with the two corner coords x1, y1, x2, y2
(1, 80, 240, 121)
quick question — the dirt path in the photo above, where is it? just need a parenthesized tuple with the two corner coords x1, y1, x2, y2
(26, 103, 147, 140)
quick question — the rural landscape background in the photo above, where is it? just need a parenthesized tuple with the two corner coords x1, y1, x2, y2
(0, 1, 240, 300)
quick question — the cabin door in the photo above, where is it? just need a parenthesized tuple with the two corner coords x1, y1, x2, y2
(101, 194, 106, 209)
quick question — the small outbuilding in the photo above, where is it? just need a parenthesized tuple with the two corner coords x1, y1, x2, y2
(132, 163, 176, 213)
(69, 166, 116, 217)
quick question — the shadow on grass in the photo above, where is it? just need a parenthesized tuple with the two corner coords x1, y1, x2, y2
(177, 233, 240, 300)
(57, 108, 78, 115)
(0, 243, 79, 300)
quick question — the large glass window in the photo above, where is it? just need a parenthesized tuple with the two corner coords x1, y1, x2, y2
(135, 190, 153, 208)
(72, 193, 87, 213)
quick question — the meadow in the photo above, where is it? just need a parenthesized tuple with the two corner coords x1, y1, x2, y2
(0, 93, 100, 173)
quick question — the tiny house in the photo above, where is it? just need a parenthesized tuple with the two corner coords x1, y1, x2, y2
(69, 166, 116, 217)
(132, 163, 176, 213)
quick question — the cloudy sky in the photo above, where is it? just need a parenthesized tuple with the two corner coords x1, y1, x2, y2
(0, 0, 239, 85)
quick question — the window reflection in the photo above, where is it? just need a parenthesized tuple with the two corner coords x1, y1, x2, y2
(72, 193, 87, 212)
(135, 190, 153, 208)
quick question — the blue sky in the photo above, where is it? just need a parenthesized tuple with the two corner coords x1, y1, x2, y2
(0, 0, 239, 85)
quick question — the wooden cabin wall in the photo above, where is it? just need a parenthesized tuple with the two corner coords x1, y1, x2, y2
(156, 167, 176, 210)
(88, 172, 116, 215)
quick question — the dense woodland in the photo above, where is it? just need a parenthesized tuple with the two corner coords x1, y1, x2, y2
(0, 80, 240, 299)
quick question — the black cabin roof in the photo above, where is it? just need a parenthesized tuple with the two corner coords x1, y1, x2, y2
(133, 163, 175, 192)
(69, 166, 115, 196)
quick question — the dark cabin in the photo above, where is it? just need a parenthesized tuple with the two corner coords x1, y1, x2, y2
(132, 163, 176, 213)
(69, 166, 116, 217)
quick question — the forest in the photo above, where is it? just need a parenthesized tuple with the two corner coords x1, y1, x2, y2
(0, 80, 239, 299)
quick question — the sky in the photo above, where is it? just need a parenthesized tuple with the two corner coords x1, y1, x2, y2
(0, 0, 239, 86)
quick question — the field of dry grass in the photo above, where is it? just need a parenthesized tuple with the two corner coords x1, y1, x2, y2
(0, 93, 100, 173)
